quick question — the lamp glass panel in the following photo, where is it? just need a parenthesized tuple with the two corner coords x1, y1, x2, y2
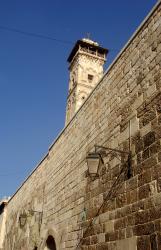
(87, 155, 100, 175)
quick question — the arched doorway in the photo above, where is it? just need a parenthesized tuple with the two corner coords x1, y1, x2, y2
(45, 235, 56, 250)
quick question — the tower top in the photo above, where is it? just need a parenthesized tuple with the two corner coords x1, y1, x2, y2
(67, 38, 108, 63)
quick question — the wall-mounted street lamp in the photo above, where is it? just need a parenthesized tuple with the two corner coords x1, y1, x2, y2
(86, 152, 103, 179)
(19, 210, 43, 228)
(86, 145, 131, 180)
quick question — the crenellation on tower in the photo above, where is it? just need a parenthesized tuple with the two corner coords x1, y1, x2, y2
(65, 38, 108, 125)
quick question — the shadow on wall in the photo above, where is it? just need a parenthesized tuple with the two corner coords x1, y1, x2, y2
(44, 235, 56, 250)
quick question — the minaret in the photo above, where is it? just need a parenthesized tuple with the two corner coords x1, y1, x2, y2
(65, 38, 108, 125)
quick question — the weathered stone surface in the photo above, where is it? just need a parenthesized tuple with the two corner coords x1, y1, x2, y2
(96, 243, 109, 250)
(138, 169, 151, 186)
(104, 220, 114, 233)
(116, 237, 137, 250)
(138, 184, 151, 200)
(150, 233, 158, 250)
(105, 231, 119, 242)
(137, 236, 151, 250)
(134, 209, 149, 225)
(134, 222, 155, 236)
(144, 131, 156, 148)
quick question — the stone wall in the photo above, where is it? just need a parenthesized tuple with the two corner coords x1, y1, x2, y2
(2, 1, 161, 249)
(0, 202, 8, 249)
(0, 209, 4, 249)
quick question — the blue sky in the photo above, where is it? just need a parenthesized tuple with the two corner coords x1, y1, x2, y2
(0, 0, 157, 199)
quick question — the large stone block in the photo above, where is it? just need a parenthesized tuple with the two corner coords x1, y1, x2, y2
(116, 237, 137, 250)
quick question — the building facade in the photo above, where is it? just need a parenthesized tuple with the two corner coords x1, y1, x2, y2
(1, 1, 161, 249)
(0, 199, 8, 249)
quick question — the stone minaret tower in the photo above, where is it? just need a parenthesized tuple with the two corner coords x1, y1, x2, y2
(65, 38, 108, 125)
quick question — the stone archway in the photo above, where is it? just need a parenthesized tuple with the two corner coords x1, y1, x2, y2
(41, 227, 60, 250)
(45, 235, 56, 250)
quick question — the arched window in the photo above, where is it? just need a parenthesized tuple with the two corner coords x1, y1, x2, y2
(46, 235, 56, 250)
